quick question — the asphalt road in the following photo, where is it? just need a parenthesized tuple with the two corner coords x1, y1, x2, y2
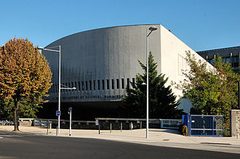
(0, 132, 239, 159)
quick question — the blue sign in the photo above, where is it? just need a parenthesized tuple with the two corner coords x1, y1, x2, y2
(68, 107, 72, 111)
(95, 119, 99, 126)
(56, 110, 61, 116)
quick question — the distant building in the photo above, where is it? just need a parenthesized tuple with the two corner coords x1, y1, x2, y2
(42, 24, 211, 118)
(197, 46, 240, 70)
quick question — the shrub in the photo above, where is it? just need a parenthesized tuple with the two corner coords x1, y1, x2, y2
(182, 125, 188, 136)
(179, 123, 188, 136)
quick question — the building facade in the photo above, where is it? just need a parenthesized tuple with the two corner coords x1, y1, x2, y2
(197, 46, 240, 70)
(43, 24, 210, 115)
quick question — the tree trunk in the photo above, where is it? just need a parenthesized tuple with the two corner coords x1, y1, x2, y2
(13, 95, 20, 131)
(13, 106, 19, 131)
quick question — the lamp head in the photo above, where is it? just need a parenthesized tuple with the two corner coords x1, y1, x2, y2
(37, 47, 44, 50)
(149, 26, 157, 31)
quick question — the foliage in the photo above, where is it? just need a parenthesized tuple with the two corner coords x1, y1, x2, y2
(177, 51, 240, 117)
(122, 52, 182, 119)
(0, 98, 42, 119)
(0, 38, 52, 130)
(222, 119, 230, 137)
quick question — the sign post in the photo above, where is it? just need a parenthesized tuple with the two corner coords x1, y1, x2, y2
(56, 111, 61, 135)
(56, 110, 61, 116)
(95, 119, 100, 134)
(68, 107, 72, 136)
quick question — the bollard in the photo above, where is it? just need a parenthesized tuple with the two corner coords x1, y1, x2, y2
(140, 121, 142, 129)
(47, 120, 49, 135)
(237, 129, 239, 139)
(129, 122, 133, 130)
(69, 107, 72, 136)
(120, 122, 122, 132)
(98, 125, 101, 134)
(110, 123, 112, 133)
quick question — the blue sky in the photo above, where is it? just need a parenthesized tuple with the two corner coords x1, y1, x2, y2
(1, 0, 240, 51)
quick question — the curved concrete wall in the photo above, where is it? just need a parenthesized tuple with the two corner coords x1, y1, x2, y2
(43, 25, 161, 103)
(43, 24, 212, 113)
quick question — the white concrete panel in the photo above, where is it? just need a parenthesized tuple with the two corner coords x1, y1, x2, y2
(159, 25, 213, 112)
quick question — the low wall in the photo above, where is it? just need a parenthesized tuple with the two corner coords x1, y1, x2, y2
(230, 109, 240, 138)
(19, 118, 34, 127)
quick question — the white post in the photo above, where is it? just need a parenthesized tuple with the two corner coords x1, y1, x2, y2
(146, 26, 157, 139)
(37, 45, 62, 136)
(69, 107, 72, 136)
(146, 29, 149, 139)
(57, 45, 61, 136)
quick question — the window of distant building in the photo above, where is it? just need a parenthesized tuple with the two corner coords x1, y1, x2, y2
(78, 81, 81, 91)
(85, 81, 88, 90)
(116, 79, 120, 89)
(89, 81, 92, 90)
(102, 80, 105, 90)
(223, 57, 231, 63)
(233, 56, 239, 68)
(112, 79, 114, 89)
(98, 80, 100, 90)
(122, 78, 124, 89)
(93, 80, 96, 90)
(210, 59, 214, 65)
(132, 78, 135, 86)
(82, 81, 84, 91)
(107, 79, 110, 89)
(71, 82, 74, 91)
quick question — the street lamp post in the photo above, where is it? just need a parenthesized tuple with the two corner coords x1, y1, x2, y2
(146, 26, 157, 139)
(38, 45, 61, 136)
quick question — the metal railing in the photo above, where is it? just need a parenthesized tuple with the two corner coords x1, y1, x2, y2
(0, 120, 14, 125)
(17, 118, 182, 130)
(161, 119, 182, 129)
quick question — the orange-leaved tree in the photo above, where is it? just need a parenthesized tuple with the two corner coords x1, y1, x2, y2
(0, 38, 52, 131)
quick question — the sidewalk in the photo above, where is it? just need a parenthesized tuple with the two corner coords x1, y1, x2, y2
(1, 126, 240, 154)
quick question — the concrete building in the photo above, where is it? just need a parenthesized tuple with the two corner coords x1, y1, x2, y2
(197, 46, 240, 71)
(42, 24, 211, 118)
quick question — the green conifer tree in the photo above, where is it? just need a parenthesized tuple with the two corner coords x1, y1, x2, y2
(122, 52, 182, 119)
